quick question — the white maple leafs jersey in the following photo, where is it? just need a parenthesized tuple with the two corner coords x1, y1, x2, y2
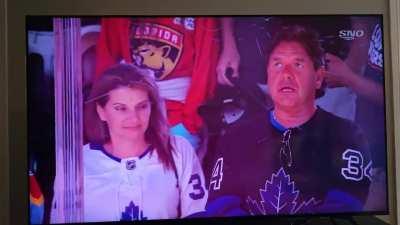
(83, 136, 207, 222)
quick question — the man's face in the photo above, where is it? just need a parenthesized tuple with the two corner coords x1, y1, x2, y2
(267, 41, 323, 111)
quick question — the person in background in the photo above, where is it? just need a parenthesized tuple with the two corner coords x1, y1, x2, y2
(214, 17, 276, 105)
(201, 17, 277, 176)
(323, 20, 386, 211)
(95, 17, 220, 152)
(30, 169, 45, 224)
(315, 16, 378, 122)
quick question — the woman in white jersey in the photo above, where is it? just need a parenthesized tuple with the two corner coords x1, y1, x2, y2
(82, 64, 207, 222)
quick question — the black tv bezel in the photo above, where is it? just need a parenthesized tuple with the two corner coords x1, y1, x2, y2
(5, 0, 395, 224)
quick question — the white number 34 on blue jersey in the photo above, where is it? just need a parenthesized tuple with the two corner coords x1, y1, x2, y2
(341, 149, 373, 182)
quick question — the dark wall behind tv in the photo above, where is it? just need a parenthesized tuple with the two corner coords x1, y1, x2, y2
(3, 0, 396, 225)
(1, 0, 9, 225)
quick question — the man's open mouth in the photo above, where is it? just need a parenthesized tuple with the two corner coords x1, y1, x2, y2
(279, 86, 296, 93)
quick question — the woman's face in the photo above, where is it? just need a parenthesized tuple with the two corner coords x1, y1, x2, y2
(96, 86, 152, 141)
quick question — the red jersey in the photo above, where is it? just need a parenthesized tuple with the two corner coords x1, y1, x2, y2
(95, 17, 220, 133)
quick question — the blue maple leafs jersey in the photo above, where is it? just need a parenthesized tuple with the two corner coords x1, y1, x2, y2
(206, 107, 372, 216)
(80, 136, 207, 222)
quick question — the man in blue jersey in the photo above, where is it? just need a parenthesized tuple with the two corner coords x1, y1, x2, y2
(205, 25, 372, 216)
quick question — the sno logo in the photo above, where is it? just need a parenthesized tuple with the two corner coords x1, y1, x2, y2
(339, 30, 365, 41)
(246, 168, 320, 215)
(120, 201, 147, 221)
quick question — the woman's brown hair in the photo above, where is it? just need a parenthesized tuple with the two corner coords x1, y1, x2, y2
(84, 64, 174, 169)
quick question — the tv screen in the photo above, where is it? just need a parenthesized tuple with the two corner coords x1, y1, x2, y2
(27, 15, 388, 224)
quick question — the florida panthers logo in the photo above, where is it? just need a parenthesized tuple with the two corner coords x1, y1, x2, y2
(130, 23, 184, 80)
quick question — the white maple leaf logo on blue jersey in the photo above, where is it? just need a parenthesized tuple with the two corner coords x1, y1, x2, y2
(246, 168, 320, 215)
(120, 201, 147, 221)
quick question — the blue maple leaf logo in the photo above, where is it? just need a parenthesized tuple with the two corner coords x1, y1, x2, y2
(246, 168, 320, 215)
(120, 201, 148, 221)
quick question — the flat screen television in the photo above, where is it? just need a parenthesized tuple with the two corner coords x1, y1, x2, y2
(25, 15, 389, 225)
